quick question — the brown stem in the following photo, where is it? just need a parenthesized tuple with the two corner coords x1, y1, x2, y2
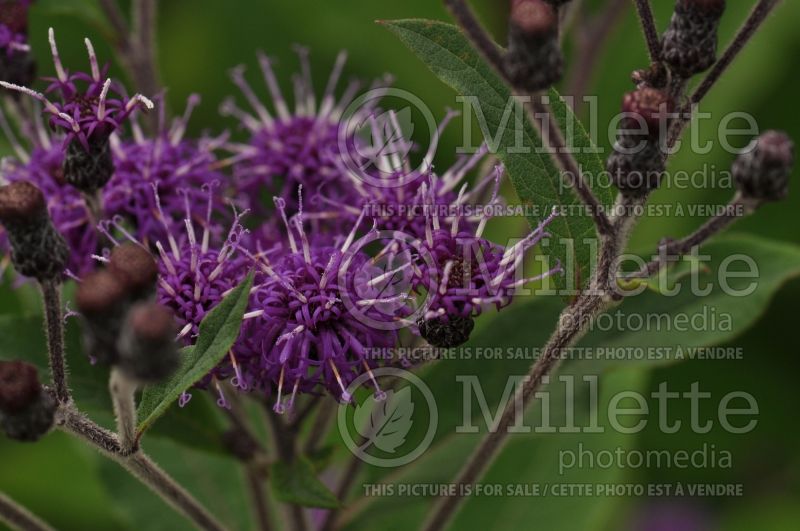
(56, 405, 228, 531)
(0, 492, 55, 531)
(630, 194, 759, 278)
(39, 280, 69, 404)
(264, 409, 309, 531)
(632, 0, 661, 62)
(245, 468, 273, 531)
(303, 398, 336, 455)
(668, 0, 781, 147)
(131, 0, 161, 97)
(443, 0, 506, 74)
(566, 0, 629, 107)
(421, 195, 641, 530)
(527, 97, 614, 235)
(110, 368, 139, 454)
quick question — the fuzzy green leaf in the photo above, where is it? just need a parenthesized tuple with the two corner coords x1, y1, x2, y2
(383, 18, 613, 290)
(137, 272, 254, 434)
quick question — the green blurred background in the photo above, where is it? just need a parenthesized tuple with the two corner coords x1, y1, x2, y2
(2, 0, 799, 530)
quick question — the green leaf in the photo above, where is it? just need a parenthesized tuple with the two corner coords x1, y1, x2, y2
(137, 272, 254, 434)
(343, 234, 800, 530)
(271, 456, 340, 509)
(383, 19, 613, 290)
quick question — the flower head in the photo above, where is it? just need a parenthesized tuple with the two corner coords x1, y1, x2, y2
(104, 95, 228, 244)
(410, 171, 561, 347)
(237, 194, 406, 411)
(222, 48, 378, 214)
(0, 29, 154, 192)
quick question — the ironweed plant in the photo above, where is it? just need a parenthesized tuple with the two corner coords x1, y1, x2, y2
(0, 1, 795, 530)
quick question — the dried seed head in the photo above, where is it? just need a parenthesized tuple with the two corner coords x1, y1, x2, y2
(0, 181, 46, 226)
(0, 181, 70, 281)
(417, 314, 475, 349)
(0, 360, 56, 442)
(76, 270, 129, 317)
(662, 0, 726, 78)
(0, 1, 36, 87)
(607, 89, 673, 197)
(504, 0, 563, 92)
(0, 1, 32, 35)
(733, 131, 794, 202)
(621, 87, 674, 136)
(109, 243, 159, 299)
(63, 136, 115, 194)
(76, 270, 130, 365)
(118, 303, 180, 383)
(0, 360, 41, 415)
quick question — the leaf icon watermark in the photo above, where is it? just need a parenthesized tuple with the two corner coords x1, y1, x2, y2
(337, 367, 438, 467)
(354, 387, 415, 454)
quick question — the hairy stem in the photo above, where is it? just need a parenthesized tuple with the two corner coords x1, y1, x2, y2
(56, 405, 227, 531)
(265, 409, 309, 531)
(631, 194, 759, 278)
(422, 196, 640, 530)
(440, 1, 612, 236)
(110, 368, 139, 454)
(131, 0, 161, 97)
(566, 0, 629, 107)
(303, 397, 336, 455)
(0, 492, 55, 531)
(245, 467, 273, 531)
(669, 0, 780, 147)
(443, 0, 506, 74)
(632, 0, 661, 62)
(39, 280, 69, 404)
(527, 96, 613, 235)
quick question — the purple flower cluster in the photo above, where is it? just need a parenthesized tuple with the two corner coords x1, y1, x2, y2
(0, 29, 560, 410)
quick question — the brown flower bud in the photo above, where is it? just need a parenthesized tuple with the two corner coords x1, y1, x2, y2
(0, 181, 69, 281)
(504, 0, 563, 92)
(109, 243, 159, 299)
(733, 131, 794, 202)
(118, 303, 180, 383)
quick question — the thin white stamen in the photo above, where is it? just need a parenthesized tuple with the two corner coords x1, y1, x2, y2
(48, 28, 67, 82)
(84, 38, 101, 81)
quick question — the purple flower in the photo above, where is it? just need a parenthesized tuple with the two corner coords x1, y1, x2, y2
(104, 95, 228, 245)
(0, 96, 227, 276)
(221, 48, 374, 214)
(409, 171, 562, 347)
(1, 29, 153, 149)
(236, 196, 405, 411)
(1, 29, 154, 193)
(315, 110, 491, 239)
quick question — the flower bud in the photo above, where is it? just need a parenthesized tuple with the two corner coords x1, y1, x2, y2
(0, 361, 57, 442)
(662, 0, 726, 78)
(76, 269, 130, 365)
(607, 88, 674, 196)
(63, 136, 115, 194)
(117, 303, 180, 383)
(0, 181, 70, 281)
(0, 0, 36, 87)
(109, 243, 159, 300)
(733, 131, 794, 202)
(417, 314, 475, 349)
(504, 0, 563, 92)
